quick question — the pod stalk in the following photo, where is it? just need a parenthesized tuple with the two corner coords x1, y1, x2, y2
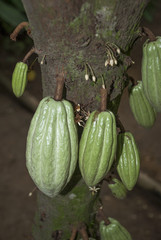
(142, 27, 156, 42)
(54, 71, 65, 101)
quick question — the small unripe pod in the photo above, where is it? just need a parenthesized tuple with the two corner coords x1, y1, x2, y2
(12, 62, 28, 97)
(108, 178, 127, 199)
(99, 218, 132, 240)
(116, 132, 140, 191)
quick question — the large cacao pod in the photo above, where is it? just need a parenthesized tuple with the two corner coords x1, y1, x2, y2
(99, 218, 132, 240)
(12, 62, 28, 97)
(142, 37, 161, 112)
(108, 178, 127, 200)
(116, 132, 140, 191)
(26, 97, 78, 198)
(129, 81, 156, 128)
(79, 110, 117, 187)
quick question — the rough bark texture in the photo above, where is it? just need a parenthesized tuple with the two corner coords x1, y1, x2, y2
(21, 0, 150, 239)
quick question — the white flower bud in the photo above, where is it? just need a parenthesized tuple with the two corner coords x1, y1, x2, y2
(114, 59, 117, 65)
(40, 54, 46, 65)
(117, 48, 120, 54)
(85, 74, 89, 81)
(92, 76, 96, 82)
(105, 60, 109, 67)
(110, 59, 114, 66)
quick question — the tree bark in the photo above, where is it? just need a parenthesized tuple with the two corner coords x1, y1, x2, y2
(21, 0, 150, 239)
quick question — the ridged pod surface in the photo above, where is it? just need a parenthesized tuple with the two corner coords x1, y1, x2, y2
(99, 218, 132, 240)
(142, 37, 161, 112)
(129, 81, 156, 128)
(116, 132, 140, 191)
(26, 97, 78, 198)
(79, 110, 117, 187)
(12, 62, 28, 97)
(108, 178, 127, 199)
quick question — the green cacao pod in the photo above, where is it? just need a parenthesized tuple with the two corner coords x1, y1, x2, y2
(99, 218, 132, 240)
(116, 132, 140, 191)
(79, 110, 117, 187)
(129, 81, 156, 128)
(26, 97, 78, 198)
(12, 62, 28, 97)
(142, 37, 161, 112)
(108, 178, 127, 200)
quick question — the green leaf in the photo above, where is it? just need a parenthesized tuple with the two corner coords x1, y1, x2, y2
(9, 0, 25, 13)
(0, 1, 27, 27)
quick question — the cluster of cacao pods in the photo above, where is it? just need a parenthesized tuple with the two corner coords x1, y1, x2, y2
(26, 92, 140, 198)
(129, 36, 161, 128)
(10, 43, 144, 200)
(79, 110, 140, 194)
(99, 217, 132, 240)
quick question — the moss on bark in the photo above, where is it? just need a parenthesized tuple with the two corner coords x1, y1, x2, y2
(33, 175, 99, 240)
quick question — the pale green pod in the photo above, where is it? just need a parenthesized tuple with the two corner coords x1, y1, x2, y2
(99, 220, 107, 240)
(129, 81, 156, 128)
(104, 223, 120, 240)
(116, 132, 140, 191)
(26, 97, 78, 198)
(142, 37, 161, 112)
(100, 218, 132, 240)
(108, 178, 127, 199)
(12, 62, 28, 97)
(79, 110, 117, 187)
(108, 218, 132, 240)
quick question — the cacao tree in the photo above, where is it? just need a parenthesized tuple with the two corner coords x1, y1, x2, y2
(10, 0, 161, 239)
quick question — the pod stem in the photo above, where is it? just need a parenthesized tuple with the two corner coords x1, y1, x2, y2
(129, 76, 137, 86)
(97, 207, 110, 226)
(54, 71, 65, 101)
(10, 22, 30, 41)
(28, 57, 38, 70)
(78, 223, 89, 240)
(100, 76, 108, 112)
(70, 226, 78, 240)
(142, 27, 157, 42)
(116, 115, 125, 133)
(22, 47, 41, 63)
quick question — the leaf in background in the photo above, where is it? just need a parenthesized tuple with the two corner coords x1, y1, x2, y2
(9, 0, 25, 13)
(0, 1, 27, 27)
(143, 1, 156, 23)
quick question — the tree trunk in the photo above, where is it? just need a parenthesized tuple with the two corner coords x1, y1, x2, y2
(21, 0, 150, 239)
